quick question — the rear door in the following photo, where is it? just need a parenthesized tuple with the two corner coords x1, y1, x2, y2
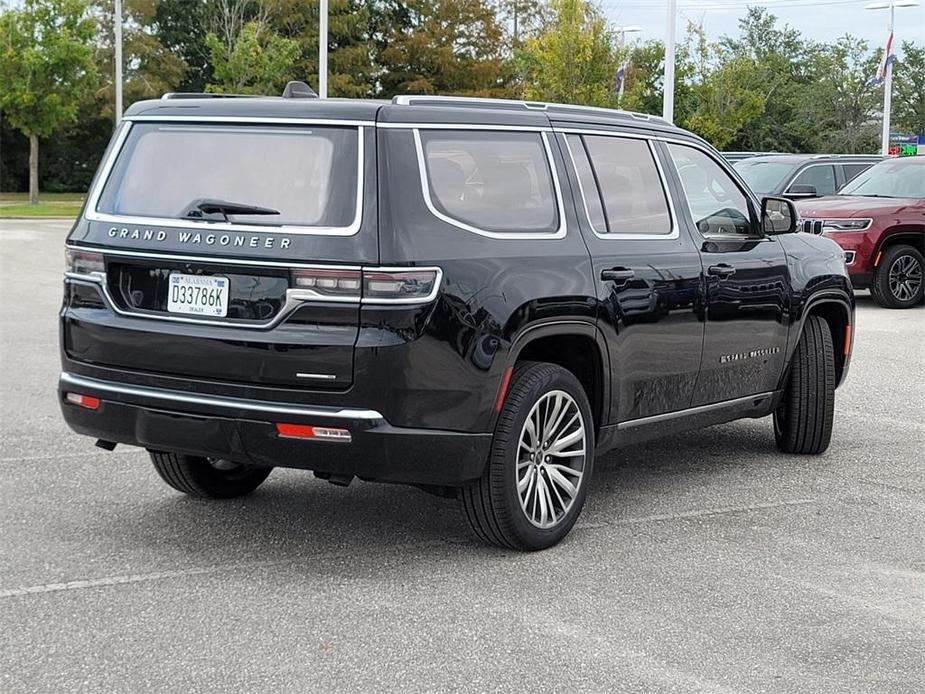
(558, 128, 704, 422)
(662, 140, 791, 406)
(66, 116, 377, 390)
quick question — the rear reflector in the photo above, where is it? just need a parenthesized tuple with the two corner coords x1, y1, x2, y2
(65, 392, 100, 410)
(275, 423, 352, 442)
(494, 366, 514, 412)
(844, 324, 852, 356)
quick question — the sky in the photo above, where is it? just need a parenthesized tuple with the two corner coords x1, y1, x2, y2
(600, 0, 925, 53)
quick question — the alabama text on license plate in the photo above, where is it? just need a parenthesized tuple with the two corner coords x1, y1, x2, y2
(167, 273, 229, 317)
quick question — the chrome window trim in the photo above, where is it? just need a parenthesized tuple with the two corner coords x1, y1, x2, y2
(60, 371, 385, 421)
(84, 120, 367, 237)
(782, 163, 838, 195)
(661, 138, 764, 235)
(412, 128, 568, 240)
(379, 122, 552, 132)
(561, 132, 680, 241)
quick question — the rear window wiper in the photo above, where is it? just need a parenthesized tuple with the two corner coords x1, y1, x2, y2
(184, 198, 280, 221)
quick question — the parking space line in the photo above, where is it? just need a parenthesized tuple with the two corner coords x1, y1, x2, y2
(576, 498, 819, 529)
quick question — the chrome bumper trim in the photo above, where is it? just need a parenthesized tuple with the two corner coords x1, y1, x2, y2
(60, 372, 385, 421)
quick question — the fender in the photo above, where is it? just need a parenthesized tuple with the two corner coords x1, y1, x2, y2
(781, 289, 854, 390)
(491, 318, 612, 428)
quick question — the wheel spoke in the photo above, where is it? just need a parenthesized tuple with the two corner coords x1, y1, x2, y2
(547, 466, 578, 499)
(516, 389, 587, 529)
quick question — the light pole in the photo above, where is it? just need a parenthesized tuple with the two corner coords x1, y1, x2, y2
(865, 0, 920, 155)
(318, 0, 328, 98)
(663, 0, 678, 122)
(114, 0, 122, 122)
(615, 25, 642, 108)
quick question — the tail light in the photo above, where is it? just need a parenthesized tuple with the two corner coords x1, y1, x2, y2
(66, 249, 105, 276)
(289, 268, 362, 300)
(290, 267, 441, 303)
(362, 268, 440, 303)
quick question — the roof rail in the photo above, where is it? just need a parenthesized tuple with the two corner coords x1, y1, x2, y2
(392, 94, 668, 124)
(160, 92, 266, 100)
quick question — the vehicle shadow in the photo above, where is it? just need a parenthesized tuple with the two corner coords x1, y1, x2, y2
(108, 418, 786, 566)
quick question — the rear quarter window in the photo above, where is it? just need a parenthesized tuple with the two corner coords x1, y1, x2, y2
(418, 130, 559, 235)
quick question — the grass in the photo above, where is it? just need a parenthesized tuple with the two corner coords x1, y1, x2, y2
(0, 192, 85, 218)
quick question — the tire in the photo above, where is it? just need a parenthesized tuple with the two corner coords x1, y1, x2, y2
(773, 315, 835, 454)
(460, 362, 595, 551)
(870, 244, 924, 309)
(149, 451, 271, 499)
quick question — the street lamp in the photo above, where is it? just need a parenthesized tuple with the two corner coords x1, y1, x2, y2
(663, 0, 678, 122)
(114, 0, 122, 122)
(615, 26, 642, 107)
(319, 0, 328, 98)
(865, 0, 920, 155)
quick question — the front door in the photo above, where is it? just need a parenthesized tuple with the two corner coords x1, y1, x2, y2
(663, 141, 791, 406)
(559, 130, 704, 422)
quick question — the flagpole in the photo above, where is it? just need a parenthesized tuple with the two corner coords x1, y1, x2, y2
(114, 0, 122, 123)
(319, 0, 328, 98)
(663, 0, 678, 122)
(880, 1, 894, 156)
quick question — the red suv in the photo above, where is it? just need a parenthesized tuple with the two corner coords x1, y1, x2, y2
(797, 157, 924, 308)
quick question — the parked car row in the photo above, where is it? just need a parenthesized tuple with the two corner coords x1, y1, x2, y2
(725, 151, 923, 308)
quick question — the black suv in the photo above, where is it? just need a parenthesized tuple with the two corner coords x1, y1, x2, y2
(60, 92, 854, 550)
(734, 154, 881, 200)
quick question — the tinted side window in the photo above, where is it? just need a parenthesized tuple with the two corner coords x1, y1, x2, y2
(419, 130, 558, 234)
(668, 143, 754, 236)
(565, 134, 607, 232)
(789, 165, 837, 195)
(843, 163, 872, 184)
(582, 135, 672, 235)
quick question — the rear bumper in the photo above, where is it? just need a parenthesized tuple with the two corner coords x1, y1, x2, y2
(59, 372, 490, 486)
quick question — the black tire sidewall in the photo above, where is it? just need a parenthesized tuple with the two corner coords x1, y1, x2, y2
(493, 364, 595, 549)
(873, 245, 925, 309)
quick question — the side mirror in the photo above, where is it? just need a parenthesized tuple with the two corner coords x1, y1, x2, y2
(761, 196, 798, 235)
(785, 184, 818, 198)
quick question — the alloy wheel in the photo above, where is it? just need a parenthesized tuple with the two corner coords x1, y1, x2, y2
(888, 254, 922, 303)
(516, 390, 587, 529)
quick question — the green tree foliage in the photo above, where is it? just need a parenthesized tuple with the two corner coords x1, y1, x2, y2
(153, 0, 215, 91)
(205, 20, 300, 94)
(893, 41, 925, 134)
(269, 0, 376, 97)
(0, 0, 97, 203)
(92, 0, 188, 118)
(375, 0, 515, 97)
(797, 36, 880, 153)
(518, 0, 617, 107)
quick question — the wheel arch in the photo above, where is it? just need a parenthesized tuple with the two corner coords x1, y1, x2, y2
(502, 321, 610, 429)
(874, 227, 925, 267)
(788, 292, 854, 389)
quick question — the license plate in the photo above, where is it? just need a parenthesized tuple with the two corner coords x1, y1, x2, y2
(167, 273, 229, 317)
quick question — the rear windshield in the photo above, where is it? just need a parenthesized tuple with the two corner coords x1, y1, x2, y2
(420, 130, 558, 234)
(96, 123, 359, 227)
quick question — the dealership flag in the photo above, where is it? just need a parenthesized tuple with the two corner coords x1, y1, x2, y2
(869, 30, 896, 86)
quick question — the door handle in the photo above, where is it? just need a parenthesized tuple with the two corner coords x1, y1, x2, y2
(708, 264, 736, 279)
(601, 267, 636, 284)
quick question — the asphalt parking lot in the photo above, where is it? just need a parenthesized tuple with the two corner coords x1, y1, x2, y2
(1, 218, 922, 693)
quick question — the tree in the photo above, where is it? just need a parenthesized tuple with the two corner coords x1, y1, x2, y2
(798, 36, 880, 153)
(205, 20, 300, 94)
(375, 0, 515, 98)
(0, 0, 97, 203)
(92, 0, 187, 118)
(269, 0, 376, 98)
(893, 41, 925, 135)
(518, 0, 617, 107)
